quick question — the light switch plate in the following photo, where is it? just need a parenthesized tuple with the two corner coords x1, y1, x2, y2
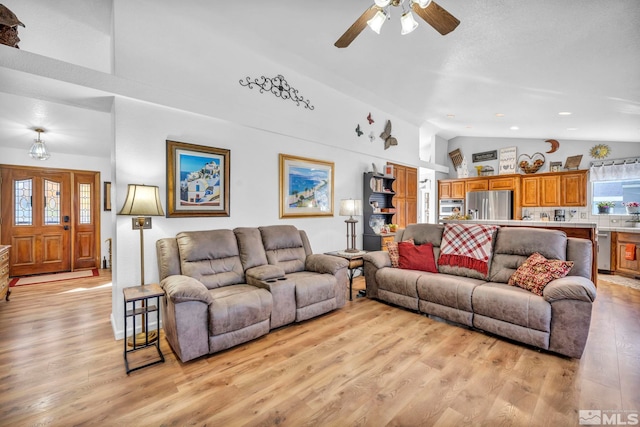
(580, 212, 587, 219)
(132, 217, 152, 229)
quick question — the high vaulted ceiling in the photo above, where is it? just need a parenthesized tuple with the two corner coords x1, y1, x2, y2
(0, 0, 638, 162)
(201, 0, 640, 142)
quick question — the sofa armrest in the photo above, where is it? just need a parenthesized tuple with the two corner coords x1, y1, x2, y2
(305, 254, 348, 275)
(245, 265, 285, 282)
(543, 276, 596, 303)
(161, 275, 213, 305)
(363, 251, 392, 269)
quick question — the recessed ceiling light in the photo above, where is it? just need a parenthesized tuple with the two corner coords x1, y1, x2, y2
(558, 112, 572, 116)
(446, 114, 455, 119)
(495, 113, 505, 117)
(567, 127, 578, 131)
(510, 126, 519, 130)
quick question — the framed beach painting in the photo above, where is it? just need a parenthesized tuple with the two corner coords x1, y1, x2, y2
(166, 140, 230, 217)
(279, 154, 334, 218)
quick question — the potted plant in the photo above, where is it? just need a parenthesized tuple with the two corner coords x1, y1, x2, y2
(597, 201, 615, 214)
(623, 201, 640, 214)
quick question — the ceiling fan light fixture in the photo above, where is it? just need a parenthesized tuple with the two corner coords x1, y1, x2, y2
(400, 11, 419, 35)
(374, 0, 392, 7)
(29, 128, 51, 161)
(367, 10, 387, 34)
(413, 0, 432, 8)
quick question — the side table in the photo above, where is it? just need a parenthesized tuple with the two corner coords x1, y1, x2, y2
(123, 283, 165, 374)
(325, 251, 366, 301)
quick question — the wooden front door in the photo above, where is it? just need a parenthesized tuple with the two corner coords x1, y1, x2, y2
(0, 166, 100, 277)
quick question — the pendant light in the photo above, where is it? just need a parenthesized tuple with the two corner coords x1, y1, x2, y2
(29, 128, 51, 160)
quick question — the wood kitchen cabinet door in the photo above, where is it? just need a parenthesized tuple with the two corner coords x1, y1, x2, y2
(539, 175, 560, 206)
(561, 172, 587, 206)
(521, 176, 539, 206)
(465, 179, 488, 193)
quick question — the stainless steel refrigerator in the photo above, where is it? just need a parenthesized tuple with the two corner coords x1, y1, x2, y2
(466, 190, 513, 220)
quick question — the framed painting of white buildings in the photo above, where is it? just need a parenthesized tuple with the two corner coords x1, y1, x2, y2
(166, 140, 230, 217)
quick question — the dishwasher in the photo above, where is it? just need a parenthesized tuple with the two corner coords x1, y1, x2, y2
(597, 231, 611, 272)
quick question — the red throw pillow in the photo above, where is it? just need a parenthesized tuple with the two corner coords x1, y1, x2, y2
(508, 252, 573, 296)
(398, 242, 438, 273)
(386, 239, 414, 268)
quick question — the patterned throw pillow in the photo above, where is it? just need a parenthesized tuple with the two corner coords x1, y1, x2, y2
(386, 239, 414, 268)
(508, 252, 573, 296)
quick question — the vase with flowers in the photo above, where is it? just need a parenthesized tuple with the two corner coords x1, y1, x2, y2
(624, 201, 640, 214)
(597, 201, 615, 214)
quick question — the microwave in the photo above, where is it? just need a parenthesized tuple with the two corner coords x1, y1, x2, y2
(439, 199, 464, 219)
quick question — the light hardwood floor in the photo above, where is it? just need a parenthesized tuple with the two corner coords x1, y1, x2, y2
(0, 271, 638, 426)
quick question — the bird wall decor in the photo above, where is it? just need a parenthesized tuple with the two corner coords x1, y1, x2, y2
(355, 124, 363, 136)
(380, 120, 398, 149)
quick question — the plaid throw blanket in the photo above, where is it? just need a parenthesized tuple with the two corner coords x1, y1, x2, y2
(439, 223, 499, 275)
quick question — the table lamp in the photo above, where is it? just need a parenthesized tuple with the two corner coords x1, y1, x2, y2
(339, 198, 362, 253)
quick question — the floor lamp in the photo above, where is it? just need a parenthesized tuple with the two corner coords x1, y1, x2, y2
(118, 184, 165, 345)
(339, 199, 362, 253)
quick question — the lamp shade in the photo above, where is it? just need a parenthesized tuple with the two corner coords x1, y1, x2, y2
(367, 10, 387, 34)
(339, 199, 362, 217)
(118, 184, 165, 216)
(401, 11, 419, 35)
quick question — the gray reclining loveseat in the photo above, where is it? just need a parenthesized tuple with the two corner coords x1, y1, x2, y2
(156, 225, 348, 362)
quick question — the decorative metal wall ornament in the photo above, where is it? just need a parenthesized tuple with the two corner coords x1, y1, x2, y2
(0, 4, 25, 48)
(239, 74, 314, 110)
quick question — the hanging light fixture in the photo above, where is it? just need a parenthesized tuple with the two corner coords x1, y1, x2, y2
(366, 9, 387, 34)
(29, 128, 51, 160)
(400, 10, 419, 34)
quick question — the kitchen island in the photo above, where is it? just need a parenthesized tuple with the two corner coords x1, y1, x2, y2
(441, 219, 598, 283)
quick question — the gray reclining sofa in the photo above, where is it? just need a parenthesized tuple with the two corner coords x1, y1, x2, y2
(363, 223, 597, 358)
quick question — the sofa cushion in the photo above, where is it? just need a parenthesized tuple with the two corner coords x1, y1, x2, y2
(208, 285, 272, 335)
(508, 252, 573, 296)
(473, 282, 551, 332)
(416, 274, 485, 313)
(438, 223, 499, 279)
(489, 227, 568, 283)
(398, 242, 438, 273)
(234, 227, 269, 269)
(376, 267, 420, 298)
(260, 225, 307, 273)
(288, 271, 337, 308)
(176, 230, 245, 289)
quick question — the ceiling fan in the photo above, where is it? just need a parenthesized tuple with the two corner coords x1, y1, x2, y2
(335, 0, 460, 48)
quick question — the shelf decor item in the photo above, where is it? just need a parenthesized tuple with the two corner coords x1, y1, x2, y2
(279, 154, 334, 218)
(166, 140, 230, 217)
(597, 201, 615, 214)
(518, 152, 546, 174)
(624, 202, 640, 214)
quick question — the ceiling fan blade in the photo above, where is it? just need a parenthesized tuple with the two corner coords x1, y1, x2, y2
(334, 6, 380, 48)
(411, 1, 460, 35)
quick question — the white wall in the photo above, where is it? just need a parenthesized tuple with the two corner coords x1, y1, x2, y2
(108, 2, 423, 338)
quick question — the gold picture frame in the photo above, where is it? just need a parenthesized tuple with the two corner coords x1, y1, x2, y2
(279, 154, 334, 218)
(166, 140, 230, 217)
(103, 181, 111, 211)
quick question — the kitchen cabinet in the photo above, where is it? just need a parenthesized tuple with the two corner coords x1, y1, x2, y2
(438, 180, 465, 199)
(612, 232, 640, 278)
(390, 164, 417, 228)
(489, 176, 518, 191)
(520, 170, 587, 207)
(466, 179, 488, 192)
(561, 172, 587, 206)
